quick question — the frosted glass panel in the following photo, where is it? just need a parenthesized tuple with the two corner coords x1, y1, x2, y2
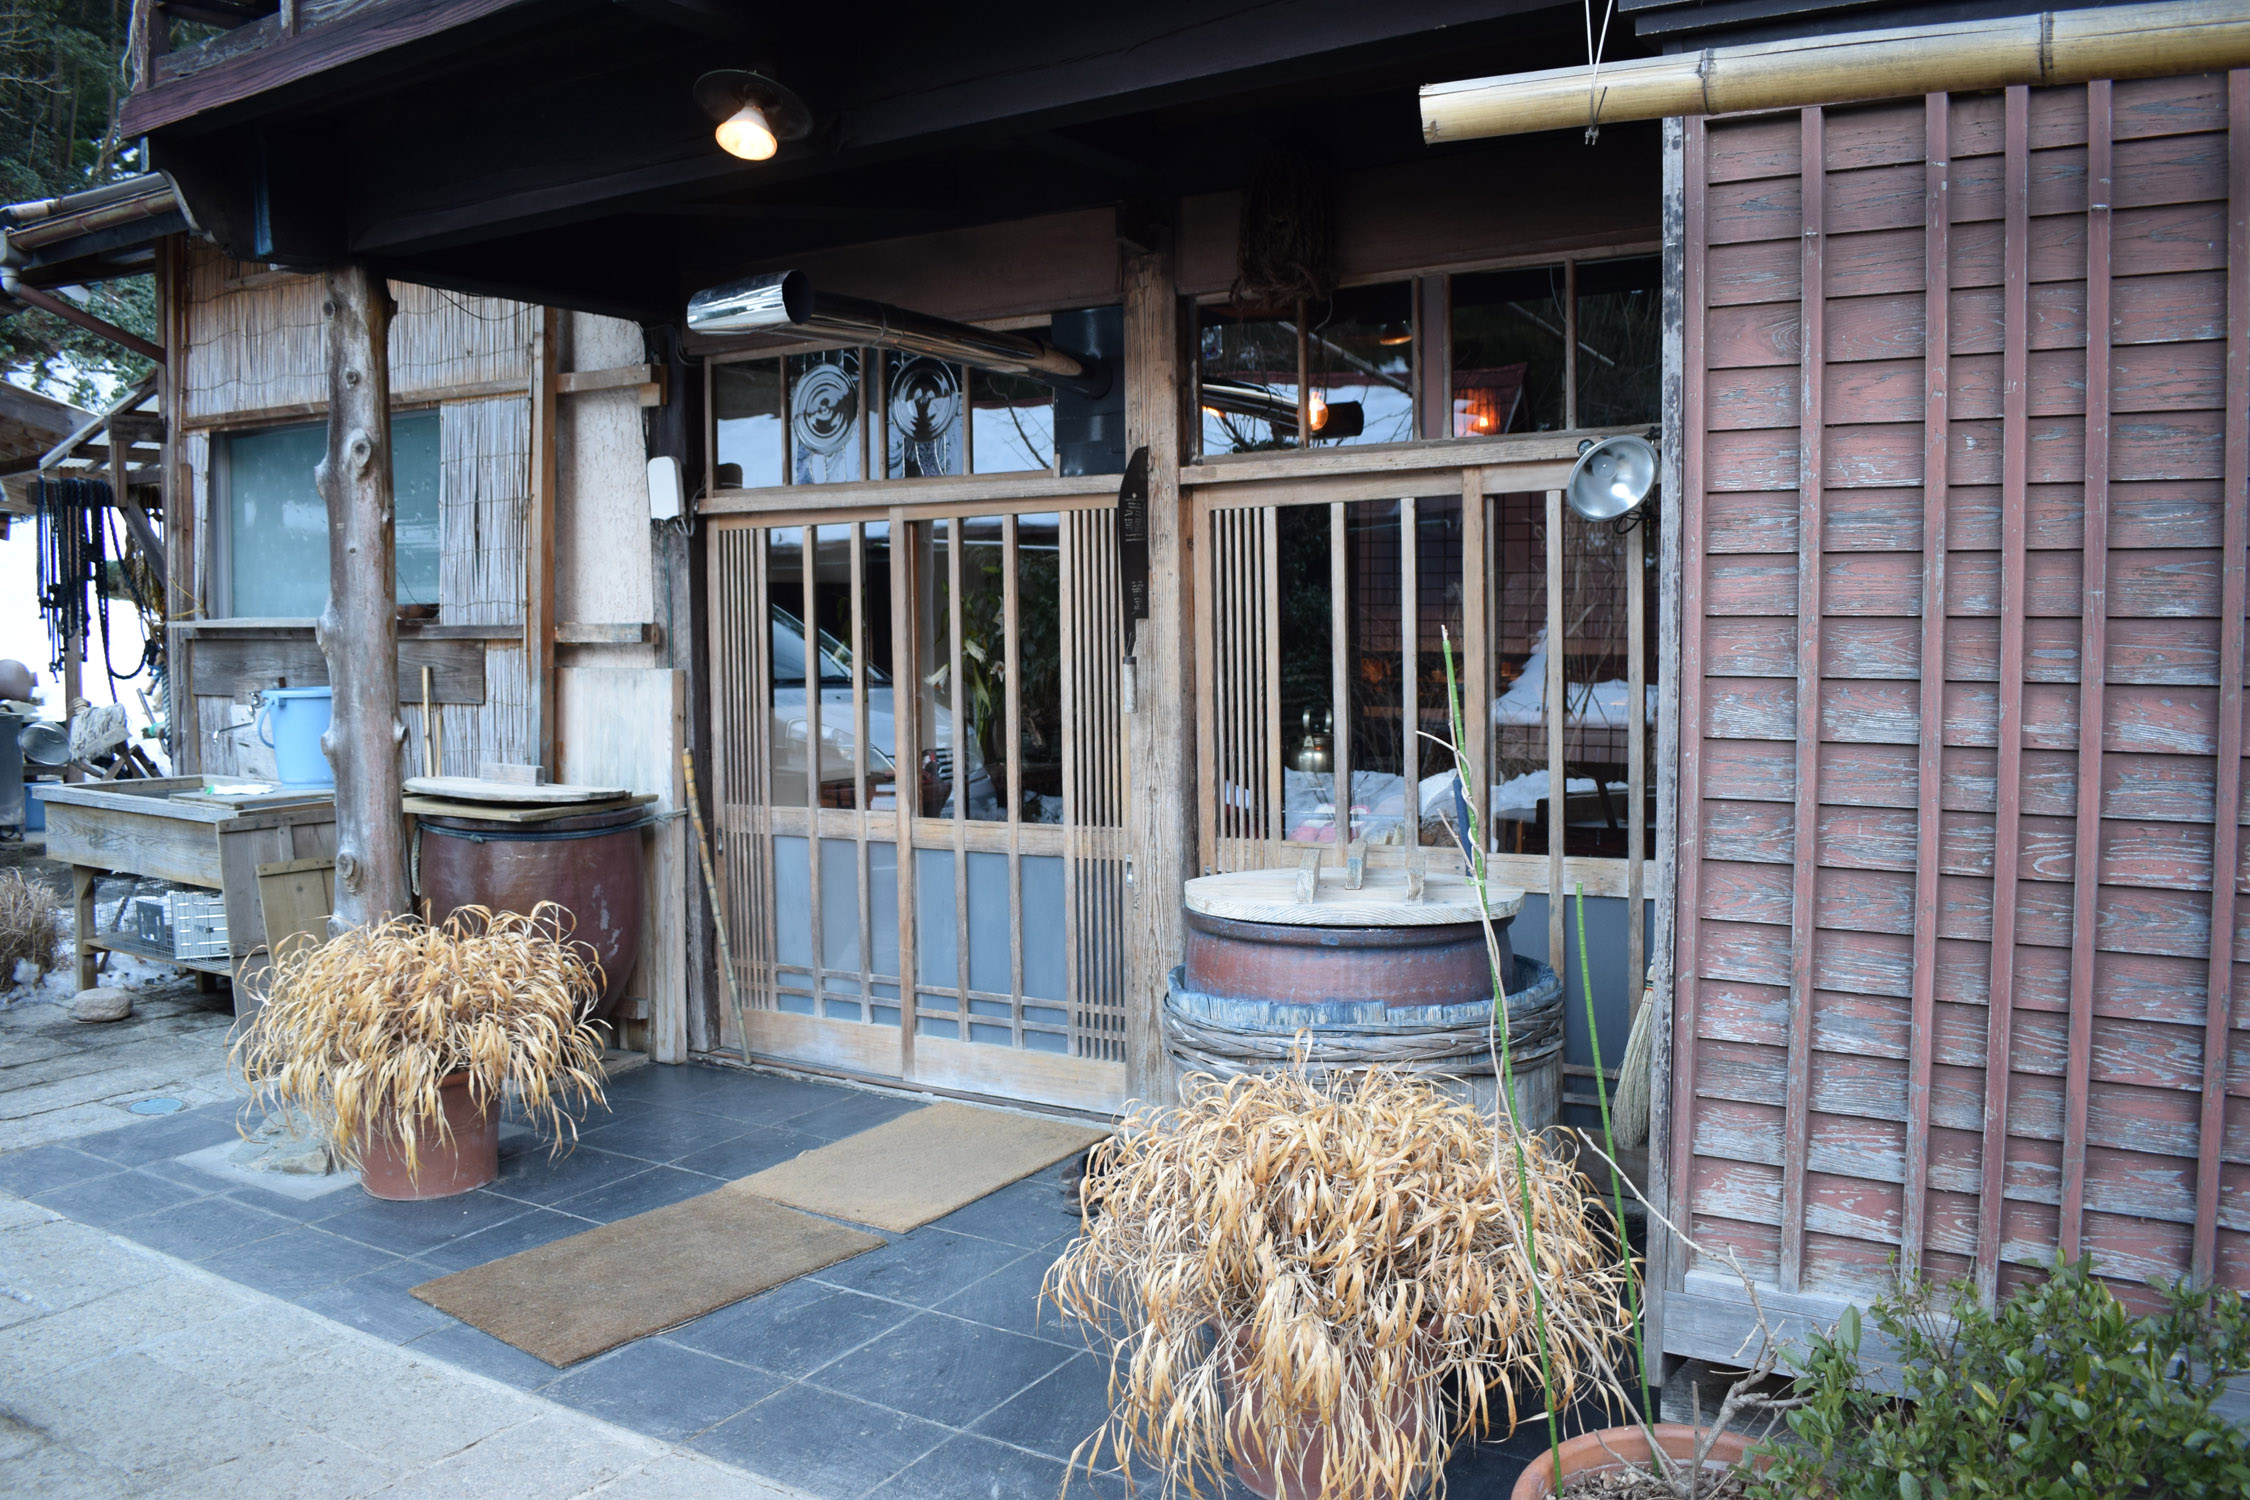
(225, 412, 439, 618)
(820, 838, 859, 971)
(774, 836, 812, 967)
(915, 847, 956, 986)
(966, 851, 1010, 995)
(869, 842, 899, 978)
(1020, 855, 1065, 1002)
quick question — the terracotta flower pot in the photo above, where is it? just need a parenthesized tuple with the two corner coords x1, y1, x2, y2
(356, 1072, 499, 1200)
(1224, 1329, 1428, 1500)
(1510, 1422, 1759, 1500)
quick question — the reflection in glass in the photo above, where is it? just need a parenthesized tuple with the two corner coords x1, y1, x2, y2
(886, 355, 963, 478)
(1452, 266, 1567, 434)
(224, 413, 439, 617)
(959, 517, 1010, 822)
(1575, 255, 1663, 428)
(917, 521, 1002, 820)
(1304, 284, 1415, 448)
(788, 349, 862, 484)
(1198, 309, 1300, 455)
(971, 369, 1054, 473)
(1559, 505, 1653, 857)
(713, 360, 784, 489)
(1015, 514, 1063, 824)
(1486, 493, 1550, 854)
(1343, 500, 1404, 843)
(1412, 496, 1464, 846)
(765, 527, 810, 806)
(1277, 505, 1339, 843)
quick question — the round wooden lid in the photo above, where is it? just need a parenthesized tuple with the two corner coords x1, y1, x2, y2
(1184, 868, 1526, 927)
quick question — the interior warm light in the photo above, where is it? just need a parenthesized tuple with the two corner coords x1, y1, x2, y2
(717, 102, 778, 160)
(1306, 393, 1329, 432)
(1377, 321, 1413, 346)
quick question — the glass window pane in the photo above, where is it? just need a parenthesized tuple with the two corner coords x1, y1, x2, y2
(1020, 854, 1066, 1002)
(225, 413, 439, 617)
(1487, 493, 1550, 856)
(1278, 504, 1339, 844)
(860, 523, 898, 812)
(960, 516, 1008, 822)
(1198, 309, 1300, 456)
(915, 846, 957, 988)
(788, 349, 862, 484)
(1575, 255, 1663, 428)
(1560, 506, 1651, 858)
(819, 835, 860, 972)
(714, 360, 783, 489)
(1344, 500, 1406, 845)
(1413, 495, 1464, 847)
(774, 835, 812, 967)
(1016, 514, 1062, 825)
(885, 355, 963, 478)
(971, 369, 1053, 474)
(812, 525, 856, 808)
(1451, 266, 1567, 435)
(766, 526, 809, 806)
(1304, 284, 1415, 448)
(965, 850, 1011, 997)
(869, 841, 899, 979)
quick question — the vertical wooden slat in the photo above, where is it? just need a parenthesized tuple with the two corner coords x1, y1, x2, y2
(527, 306, 559, 773)
(1780, 105, 1827, 1297)
(2061, 81, 2114, 1263)
(1402, 496, 1420, 826)
(1902, 91, 1952, 1282)
(2193, 69, 2250, 1285)
(1462, 470, 1490, 842)
(891, 509, 917, 1074)
(1546, 487, 1565, 968)
(1332, 501, 1352, 851)
(1004, 511, 1025, 1043)
(852, 523, 872, 1023)
(1195, 497, 1219, 870)
(949, 519, 969, 1021)
(1265, 506, 1283, 845)
(1976, 86, 2034, 1304)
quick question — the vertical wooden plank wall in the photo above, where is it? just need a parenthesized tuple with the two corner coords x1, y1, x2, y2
(1671, 70, 2250, 1320)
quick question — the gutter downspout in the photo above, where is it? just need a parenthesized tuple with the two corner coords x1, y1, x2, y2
(1422, 0, 2250, 142)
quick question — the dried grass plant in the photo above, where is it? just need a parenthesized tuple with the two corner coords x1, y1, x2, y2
(1045, 1064, 1633, 1500)
(0, 870, 63, 985)
(232, 903, 608, 1176)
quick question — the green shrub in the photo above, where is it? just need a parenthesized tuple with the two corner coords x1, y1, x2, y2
(1749, 1258, 2250, 1500)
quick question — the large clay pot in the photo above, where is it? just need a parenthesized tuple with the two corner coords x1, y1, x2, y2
(1510, 1423, 1759, 1500)
(1225, 1329, 1428, 1500)
(357, 1072, 499, 1200)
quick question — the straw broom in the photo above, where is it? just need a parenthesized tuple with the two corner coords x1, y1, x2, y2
(1609, 969, 1656, 1149)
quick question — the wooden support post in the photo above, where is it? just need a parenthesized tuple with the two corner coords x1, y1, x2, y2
(528, 308, 560, 775)
(314, 265, 410, 928)
(1123, 245, 1191, 1105)
(72, 866, 98, 991)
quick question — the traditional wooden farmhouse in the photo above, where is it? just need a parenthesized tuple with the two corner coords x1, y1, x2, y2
(57, 0, 2250, 1386)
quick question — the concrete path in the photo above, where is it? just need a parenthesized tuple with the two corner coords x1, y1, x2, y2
(0, 1189, 809, 1499)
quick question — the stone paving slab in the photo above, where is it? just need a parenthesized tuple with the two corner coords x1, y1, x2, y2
(0, 1194, 812, 1500)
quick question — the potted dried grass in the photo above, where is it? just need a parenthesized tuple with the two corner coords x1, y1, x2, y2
(233, 903, 609, 1200)
(1045, 1063, 1634, 1500)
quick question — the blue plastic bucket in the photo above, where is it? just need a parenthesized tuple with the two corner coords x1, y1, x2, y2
(256, 687, 334, 787)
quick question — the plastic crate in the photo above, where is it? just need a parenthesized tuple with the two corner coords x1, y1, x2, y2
(171, 891, 230, 961)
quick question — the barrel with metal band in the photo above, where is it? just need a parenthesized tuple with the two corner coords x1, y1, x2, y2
(1167, 868, 1562, 1129)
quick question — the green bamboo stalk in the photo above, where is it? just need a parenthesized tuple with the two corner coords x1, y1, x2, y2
(1577, 881, 1652, 1418)
(1441, 630, 1563, 1469)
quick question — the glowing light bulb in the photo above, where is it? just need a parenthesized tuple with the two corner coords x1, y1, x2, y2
(1306, 393, 1329, 433)
(717, 101, 778, 161)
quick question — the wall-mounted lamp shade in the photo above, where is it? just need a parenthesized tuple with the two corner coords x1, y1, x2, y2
(694, 71, 811, 161)
(1564, 433, 1658, 521)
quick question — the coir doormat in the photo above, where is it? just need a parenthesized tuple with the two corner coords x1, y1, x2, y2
(411, 1190, 881, 1366)
(735, 1101, 1109, 1233)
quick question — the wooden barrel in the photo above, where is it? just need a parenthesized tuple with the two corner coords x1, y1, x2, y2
(1164, 954, 1566, 1130)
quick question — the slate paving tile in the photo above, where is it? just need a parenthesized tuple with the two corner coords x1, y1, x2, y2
(964, 1351, 1114, 1461)
(671, 1125, 821, 1181)
(312, 1187, 531, 1254)
(931, 1248, 1075, 1342)
(691, 1383, 952, 1498)
(31, 1167, 207, 1228)
(411, 1205, 598, 1274)
(868, 1431, 1136, 1500)
(669, 1280, 914, 1379)
(0, 1143, 119, 1196)
(811, 1226, 1034, 1308)
(577, 1103, 746, 1164)
(784, 1089, 925, 1142)
(548, 1164, 718, 1223)
(68, 1109, 241, 1166)
(670, 1072, 859, 1127)
(221, 1184, 362, 1223)
(402, 1321, 566, 1390)
(483, 1144, 648, 1208)
(927, 1173, 1079, 1250)
(810, 1311, 1076, 1428)
(199, 1224, 401, 1299)
(292, 1258, 459, 1344)
(113, 1194, 295, 1262)
(543, 1338, 787, 1441)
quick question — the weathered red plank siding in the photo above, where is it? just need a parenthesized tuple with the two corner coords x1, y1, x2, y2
(1671, 70, 2250, 1320)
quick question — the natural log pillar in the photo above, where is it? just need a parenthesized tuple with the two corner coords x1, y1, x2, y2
(315, 265, 410, 928)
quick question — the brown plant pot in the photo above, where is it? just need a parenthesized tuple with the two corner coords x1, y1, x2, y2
(1510, 1423, 1759, 1500)
(356, 1072, 499, 1201)
(1225, 1332, 1428, 1500)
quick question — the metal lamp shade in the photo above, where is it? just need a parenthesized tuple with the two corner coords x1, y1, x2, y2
(1564, 434, 1658, 521)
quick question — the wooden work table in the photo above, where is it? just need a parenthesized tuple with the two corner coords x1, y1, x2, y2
(35, 777, 337, 1008)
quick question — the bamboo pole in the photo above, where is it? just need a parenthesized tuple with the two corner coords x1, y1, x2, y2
(1421, 0, 2250, 142)
(682, 747, 753, 1065)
